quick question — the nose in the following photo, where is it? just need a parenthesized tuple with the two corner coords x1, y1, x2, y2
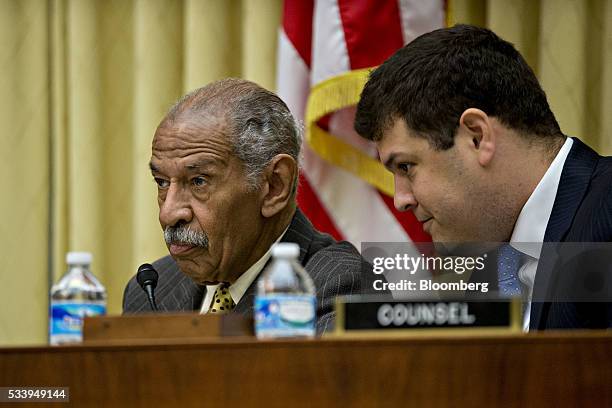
(159, 182, 193, 227)
(393, 177, 417, 212)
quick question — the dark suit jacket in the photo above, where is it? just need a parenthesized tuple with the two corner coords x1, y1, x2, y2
(530, 137, 612, 329)
(123, 208, 367, 334)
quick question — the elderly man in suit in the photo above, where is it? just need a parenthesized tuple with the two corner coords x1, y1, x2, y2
(123, 79, 365, 334)
(355, 24, 612, 330)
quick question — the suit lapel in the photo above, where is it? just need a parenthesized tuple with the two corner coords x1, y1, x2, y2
(158, 278, 205, 312)
(530, 138, 599, 329)
(149, 255, 207, 312)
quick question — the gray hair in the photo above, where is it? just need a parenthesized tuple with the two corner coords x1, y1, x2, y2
(165, 79, 302, 194)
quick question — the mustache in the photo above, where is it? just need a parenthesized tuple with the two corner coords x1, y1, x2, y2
(164, 225, 209, 248)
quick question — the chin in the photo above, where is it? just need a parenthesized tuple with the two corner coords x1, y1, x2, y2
(174, 259, 210, 285)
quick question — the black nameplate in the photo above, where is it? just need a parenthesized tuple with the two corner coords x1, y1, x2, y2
(335, 299, 521, 334)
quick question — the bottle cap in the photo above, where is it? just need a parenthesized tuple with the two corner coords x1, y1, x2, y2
(66, 251, 93, 265)
(271, 243, 300, 259)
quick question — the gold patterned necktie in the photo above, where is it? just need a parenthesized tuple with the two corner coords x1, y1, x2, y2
(209, 283, 235, 314)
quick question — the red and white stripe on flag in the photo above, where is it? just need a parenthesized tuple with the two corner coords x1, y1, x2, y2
(277, 0, 446, 249)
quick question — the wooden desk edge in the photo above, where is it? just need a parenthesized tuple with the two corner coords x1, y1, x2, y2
(1, 330, 611, 353)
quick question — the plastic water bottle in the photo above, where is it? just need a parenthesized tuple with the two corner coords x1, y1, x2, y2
(49, 252, 107, 345)
(255, 243, 316, 338)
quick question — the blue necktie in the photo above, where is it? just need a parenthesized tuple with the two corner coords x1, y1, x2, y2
(497, 244, 523, 297)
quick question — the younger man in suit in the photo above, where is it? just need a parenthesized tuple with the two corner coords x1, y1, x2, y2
(355, 24, 612, 330)
(123, 79, 366, 334)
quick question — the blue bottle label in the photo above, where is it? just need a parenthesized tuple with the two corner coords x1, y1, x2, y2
(255, 294, 316, 338)
(49, 301, 106, 344)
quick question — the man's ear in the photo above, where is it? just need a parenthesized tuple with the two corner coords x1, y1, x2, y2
(458, 108, 495, 166)
(260, 154, 297, 218)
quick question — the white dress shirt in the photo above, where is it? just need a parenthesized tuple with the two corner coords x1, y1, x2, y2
(509, 137, 573, 331)
(200, 227, 289, 313)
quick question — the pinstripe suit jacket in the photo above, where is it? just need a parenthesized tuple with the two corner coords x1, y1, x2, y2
(529, 137, 612, 329)
(123, 208, 366, 334)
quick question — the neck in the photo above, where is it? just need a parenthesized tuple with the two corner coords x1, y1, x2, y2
(230, 205, 296, 283)
(521, 136, 564, 189)
(500, 135, 564, 229)
(264, 204, 296, 243)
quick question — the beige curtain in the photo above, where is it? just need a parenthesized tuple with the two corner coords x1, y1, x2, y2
(1, 0, 611, 345)
(452, 0, 612, 151)
(0, 0, 281, 346)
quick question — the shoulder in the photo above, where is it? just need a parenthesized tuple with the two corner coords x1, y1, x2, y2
(122, 255, 196, 312)
(285, 209, 366, 278)
(123, 272, 148, 313)
(587, 156, 612, 220)
(289, 208, 370, 291)
(304, 240, 366, 333)
(124, 256, 181, 291)
(592, 155, 612, 181)
(305, 240, 364, 275)
(563, 151, 612, 241)
(304, 239, 367, 300)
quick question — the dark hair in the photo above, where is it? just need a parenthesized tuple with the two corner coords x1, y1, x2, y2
(354, 24, 563, 149)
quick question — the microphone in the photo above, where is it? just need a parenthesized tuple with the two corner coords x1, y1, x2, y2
(137, 263, 159, 311)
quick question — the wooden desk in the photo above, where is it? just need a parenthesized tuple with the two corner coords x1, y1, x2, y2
(1, 332, 611, 407)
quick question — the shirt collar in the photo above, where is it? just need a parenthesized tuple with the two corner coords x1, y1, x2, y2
(510, 138, 573, 259)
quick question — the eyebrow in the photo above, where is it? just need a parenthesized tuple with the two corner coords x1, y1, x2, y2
(148, 158, 220, 173)
(383, 153, 398, 170)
